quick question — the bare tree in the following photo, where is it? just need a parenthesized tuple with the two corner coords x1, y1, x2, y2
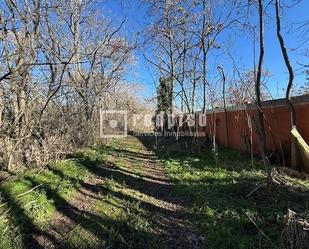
(255, 0, 273, 187)
(0, 0, 136, 171)
(275, 0, 296, 126)
(217, 66, 229, 147)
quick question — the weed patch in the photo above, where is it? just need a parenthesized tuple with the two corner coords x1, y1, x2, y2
(155, 146, 309, 249)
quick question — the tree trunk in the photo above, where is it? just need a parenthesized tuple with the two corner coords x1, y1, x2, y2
(0, 87, 3, 126)
(218, 66, 229, 147)
(256, 0, 273, 187)
(275, 0, 296, 127)
(275, 0, 300, 170)
(202, 0, 207, 114)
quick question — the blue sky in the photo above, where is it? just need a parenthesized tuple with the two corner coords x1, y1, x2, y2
(100, 0, 309, 100)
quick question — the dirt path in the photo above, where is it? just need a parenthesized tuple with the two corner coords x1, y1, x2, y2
(31, 136, 201, 249)
(105, 137, 201, 248)
(33, 177, 104, 248)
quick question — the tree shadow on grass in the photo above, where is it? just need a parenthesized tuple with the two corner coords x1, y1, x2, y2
(3, 135, 305, 249)
(71, 153, 178, 204)
(46, 158, 184, 218)
(68, 146, 202, 248)
(137, 135, 309, 249)
(112, 147, 158, 160)
(137, 135, 263, 173)
(12, 146, 188, 248)
(22, 176, 158, 249)
(0, 150, 166, 248)
(89, 146, 170, 183)
(0, 185, 59, 249)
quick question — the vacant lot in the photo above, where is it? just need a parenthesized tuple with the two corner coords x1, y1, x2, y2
(0, 136, 308, 249)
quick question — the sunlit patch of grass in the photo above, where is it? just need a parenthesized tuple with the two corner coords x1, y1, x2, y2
(76, 147, 109, 163)
(65, 181, 158, 249)
(65, 225, 106, 249)
(1, 176, 56, 227)
(101, 180, 155, 241)
(0, 174, 56, 249)
(94, 193, 157, 248)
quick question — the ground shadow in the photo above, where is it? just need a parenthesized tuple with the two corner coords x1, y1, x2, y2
(22, 175, 157, 249)
(0, 138, 196, 248)
(137, 135, 309, 248)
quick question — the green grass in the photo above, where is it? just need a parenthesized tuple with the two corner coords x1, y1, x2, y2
(63, 139, 161, 249)
(1, 137, 308, 249)
(0, 139, 158, 249)
(0, 146, 109, 249)
(65, 178, 157, 249)
(155, 145, 309, 249)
